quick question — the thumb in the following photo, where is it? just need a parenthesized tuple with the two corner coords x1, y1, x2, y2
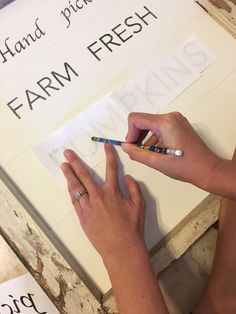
(122, 143, 164, 169)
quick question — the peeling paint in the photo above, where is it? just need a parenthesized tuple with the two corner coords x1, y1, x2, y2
(51, 255, 72, 273)
(209, 0, 236, 13)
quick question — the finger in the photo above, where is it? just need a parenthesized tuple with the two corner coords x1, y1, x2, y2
(68, 184, 84, 215)
(61, 162, 89, 207)
(104, 144, 119, 187)
(121, 143, 169, 170)
(64, 150, 97, 193)
(136, 130, 150, 144)
(124, 175, 143, 207)
(143, 133, 159, 146)
(126, 112, 164, 143)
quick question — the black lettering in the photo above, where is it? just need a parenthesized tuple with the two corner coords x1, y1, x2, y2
(125, 16, 142, 34)
(20, 293, 46, 314)
(15, 40, 26, 54)
(9, 295, 20, 313)
(87, 41, 102, 61)
(22, 33, 36, 46)
(7, 98, 23, 119)
(99, 34, 121, 52)
(70, 3, 78, 12)
(135, 6, 158, 25)
(1, 304, 13, 314)
(26, 90, 47, 110)
(76, 0, 83, 9)
(37, 77, 60, 96)
(0, 37, 16, 63)
(83, 0, 93, 4)
(75, 0, 84, 10)
(34, 18, 46, 39)
(51, 62, 79, 87)
(112, 24, 133, 43)
(61, 8, 71, 28)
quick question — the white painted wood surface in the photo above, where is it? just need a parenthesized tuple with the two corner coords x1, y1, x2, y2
(0, 2, 235, 313)
(0, 169, 220, 313)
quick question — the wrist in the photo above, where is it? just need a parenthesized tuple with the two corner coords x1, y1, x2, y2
(192, 153, 224, 192)
(103, 241, 149, 270)
(198, 155, 227, 193)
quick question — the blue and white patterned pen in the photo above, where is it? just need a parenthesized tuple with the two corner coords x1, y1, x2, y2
(91, 137, 183, 157)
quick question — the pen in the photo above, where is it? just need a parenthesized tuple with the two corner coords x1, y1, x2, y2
(91, 136, 183, 157)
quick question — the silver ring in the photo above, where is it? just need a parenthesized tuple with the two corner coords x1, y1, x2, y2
(76, 190, 88, 201)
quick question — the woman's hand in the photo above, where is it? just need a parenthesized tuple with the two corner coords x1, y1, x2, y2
(122, 112, 222, 189)
(61, 144, 169, 314)
(61, 144, 146, 262)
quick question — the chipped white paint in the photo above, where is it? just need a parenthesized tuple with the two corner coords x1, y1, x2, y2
(0, 175, 103, 314)
(196, 0, 236, 36)
(0, 2, 235, 312)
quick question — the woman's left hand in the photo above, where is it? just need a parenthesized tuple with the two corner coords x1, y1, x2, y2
(61, 144, 146, 262)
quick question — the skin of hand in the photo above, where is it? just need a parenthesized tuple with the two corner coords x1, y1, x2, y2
(122, 112, 222, 190)
(61, 145, 169, 314)
(61, 144, 146, 261)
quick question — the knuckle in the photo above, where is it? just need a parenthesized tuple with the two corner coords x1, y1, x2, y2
(162, 111, 184, 130)
(128, 151, 135, 160)
(128, 112, 134, 123)
(63, 165, 71, 177)
(91, 190, 103, 203)
(78, 168, 89, 180)
(129, 154, 134, 161)
(70, 181, 80, 192)
(128, 112, 137, 124)
(72, 197, 77, 207)
(171, 111, 183, 118)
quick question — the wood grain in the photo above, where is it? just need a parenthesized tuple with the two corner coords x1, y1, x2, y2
(196, 0, 236, 36)
(0, 171, 103, 314)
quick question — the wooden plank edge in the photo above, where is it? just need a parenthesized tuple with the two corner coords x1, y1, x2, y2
(0, 169, 106, 314)
(150, 194, 220, 275)
(103, 194, 220, 313)
(195, 0, 236, 37)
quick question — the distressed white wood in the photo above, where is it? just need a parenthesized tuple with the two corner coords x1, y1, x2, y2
(196, 0, 236, 36)
(150, 195, 220, 275)
(0, 164, 220, 314)
(0, 2, 235, 313)
(0, 174, 103, 314)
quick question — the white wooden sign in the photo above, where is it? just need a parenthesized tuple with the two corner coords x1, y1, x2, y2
(1, 0, 236, 297)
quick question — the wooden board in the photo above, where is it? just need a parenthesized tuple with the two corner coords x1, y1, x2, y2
(196, 0, 236, 36)
(0, 168, 220, 313)
(0, 1, 236, 312)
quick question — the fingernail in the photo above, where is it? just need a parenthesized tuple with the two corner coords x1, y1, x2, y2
(60, 162, 68, 171)
(64, 149, 74, 159)
(126, 175, 136, 182)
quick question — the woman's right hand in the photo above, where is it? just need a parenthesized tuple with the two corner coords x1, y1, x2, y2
(122, 112, 222, 189)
